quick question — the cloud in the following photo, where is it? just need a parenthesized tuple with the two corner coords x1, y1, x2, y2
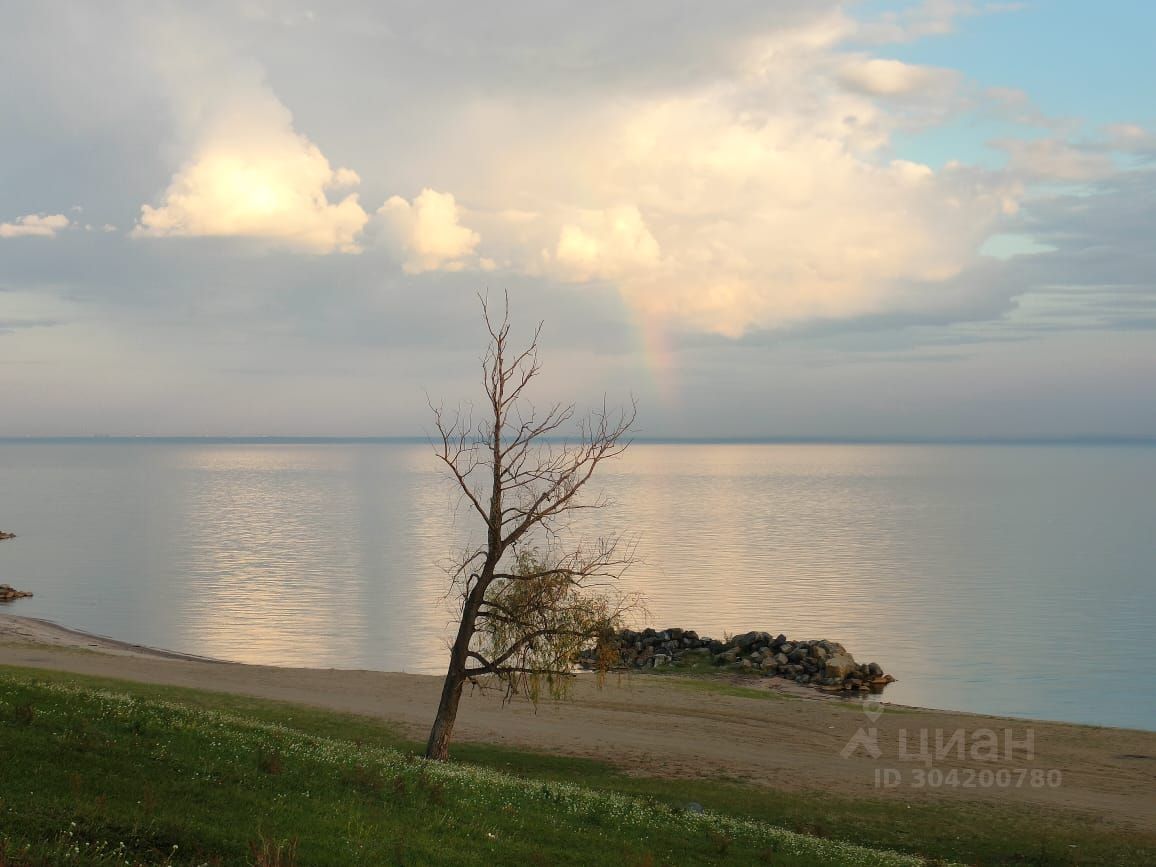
(1104, 123, 1156, 155)
(2, 2, 1155, 438)
(995, 137, 1116, 181)
(133, 78, 368, 253)
(377, 188, 481, 273)
(0, 213, 70, 239)
(428, 26, 1014, 337)
(858, 0, 1024, 44)
(0, 2, 1057, 338)
(838, 58, 954, 96)
(551, 206, 661, 282)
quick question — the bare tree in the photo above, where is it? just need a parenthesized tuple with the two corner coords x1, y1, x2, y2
(425, 295, 638, 761)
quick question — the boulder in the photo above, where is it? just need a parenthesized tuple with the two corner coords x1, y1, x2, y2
(734, 631, 760, 649)
(824, 653, 858, 680)
(0, 584, 32, 601)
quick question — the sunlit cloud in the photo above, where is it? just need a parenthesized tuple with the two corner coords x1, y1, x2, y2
(443, 24, 1016, 337)
(377, 188, 482, 273)
(0, 213, 70, 239)
(133, 83, 368, 254)
(837, 58, 956, 96)
(550, 206, 662, 282)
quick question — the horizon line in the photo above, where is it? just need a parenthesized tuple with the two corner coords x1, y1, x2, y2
(2, 434, 1155, 446)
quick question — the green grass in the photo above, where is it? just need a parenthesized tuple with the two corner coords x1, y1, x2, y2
(0, 666, 1153, 866)
(0, 671, 934, 866)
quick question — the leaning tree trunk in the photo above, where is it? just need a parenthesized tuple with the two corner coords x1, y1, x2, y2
(425, 585, 487, 760)
(425, 664, 466, 761)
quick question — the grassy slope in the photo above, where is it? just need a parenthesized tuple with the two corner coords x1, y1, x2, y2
(0, 671, 924, 867)
(0, 666, 1152, 866)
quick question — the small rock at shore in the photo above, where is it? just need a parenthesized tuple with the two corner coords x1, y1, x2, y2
(824, 653, 857, 680)
(0, 584, 33, 601)
(0, 531, 14, 541)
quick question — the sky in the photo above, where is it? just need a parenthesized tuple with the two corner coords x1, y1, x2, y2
(1, 0, 1154, 439)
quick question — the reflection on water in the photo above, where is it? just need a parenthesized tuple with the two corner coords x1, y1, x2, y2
(0, 441, 1152, 730)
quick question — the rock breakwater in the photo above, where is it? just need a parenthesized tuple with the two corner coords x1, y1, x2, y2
(582, 627, 895, 694)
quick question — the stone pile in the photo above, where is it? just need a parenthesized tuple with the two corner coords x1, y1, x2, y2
(0, 584, 32, 601)
(581, 627, 895, 694)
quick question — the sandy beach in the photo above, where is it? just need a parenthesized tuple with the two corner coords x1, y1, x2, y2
(1, 614, 1153, 835)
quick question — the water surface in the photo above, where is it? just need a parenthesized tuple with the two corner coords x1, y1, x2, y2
(0, 441, 1152, 730)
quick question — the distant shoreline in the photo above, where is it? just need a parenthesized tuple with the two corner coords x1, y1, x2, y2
(2, 435, 1155, 446)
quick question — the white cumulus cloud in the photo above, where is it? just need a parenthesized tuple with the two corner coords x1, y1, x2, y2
(431, 21, 1015, 337)
(134, 81, 368, 254)
(552, 206, 662, 282)
(377, 188, 481, 274)
(0, 213, 70, 239)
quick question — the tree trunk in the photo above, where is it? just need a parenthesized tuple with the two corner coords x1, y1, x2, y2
(425, 581, 488, 760)
(425, 662, 465, 761)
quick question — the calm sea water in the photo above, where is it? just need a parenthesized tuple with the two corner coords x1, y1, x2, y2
(0, 440, 1152, 730)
